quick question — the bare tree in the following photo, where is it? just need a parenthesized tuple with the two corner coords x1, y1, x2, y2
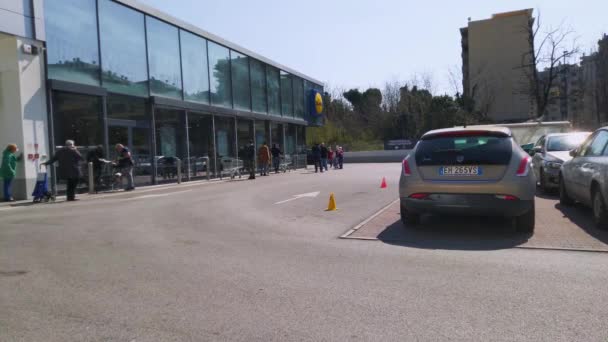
(520, 10, 580, 118)
(447, 65, 463, 96)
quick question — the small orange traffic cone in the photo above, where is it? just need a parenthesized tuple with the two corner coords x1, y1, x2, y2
(380, 177, 387, 189)
(326, 193, 338, 211)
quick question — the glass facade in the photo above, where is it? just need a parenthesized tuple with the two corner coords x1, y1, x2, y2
(146, 17, 182, 99)
(99, 0, 148, 96)
(181, 30, 210, 104)
(45, 0, 100, 86)
(267, 66, 281, 116)
(280, 71, 293, 117)
(44, 1, 317, 192)
(231, 51, 251, 111)
(208, 42, 232, 108)
(250, 59, 267, 113)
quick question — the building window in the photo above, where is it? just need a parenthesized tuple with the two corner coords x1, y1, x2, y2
(45, 0, 100, 86)
(52, 91, 103, 149)
(214, 116, 236, 169)
(293, 77, 305, 119)
(281, 71, 293, 117)
(180, 30, 210, 104)
(208, 42, 232, 108)
(98, 0, 148, 96)
(266, 66, 281, 116)
(250, 59, 267, 113)
(231, 51, 251, 111)
(188, 113, 216, 178)
(146, 16, 182, 99)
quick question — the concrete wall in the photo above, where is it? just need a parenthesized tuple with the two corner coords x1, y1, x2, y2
(0, 34, 48, 200)
(343, 150, 410, 163)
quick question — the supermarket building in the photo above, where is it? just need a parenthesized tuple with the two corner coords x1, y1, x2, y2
(0, 0, 324, 200)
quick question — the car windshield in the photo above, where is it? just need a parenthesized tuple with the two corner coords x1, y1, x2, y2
(546, 134, 589, 152)
(415, 135, 512, 166)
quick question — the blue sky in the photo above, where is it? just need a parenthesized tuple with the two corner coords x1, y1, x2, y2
(139, 0, 608, 95)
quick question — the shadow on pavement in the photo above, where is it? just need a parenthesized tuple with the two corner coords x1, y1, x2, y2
(378, 215, 531, 251)
(555, 203, 608, 245)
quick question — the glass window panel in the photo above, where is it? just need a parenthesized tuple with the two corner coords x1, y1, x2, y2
(295, 125, 307, 169)
(293, 77, 305, 119)
(188, 113, 216, 178)
(214, 116, 237, 174)
(107, 94, 148, 121)
(237, 119, 254, 172)
(99, 0, 148, 96)
(286, 124, 296, 155)
(281, 71, 293, 117)
(255, 121, 270, 152)
(146, 17, 182, 99)
(52, 91, 103, 149)
(231, 51, 251, 111)
(271, 122, 284, 150)
(154, 108, 187, 183)
(250, 59, 267, 113)
(266, 66, 281, 116)
(208, 42, 232, 108)
(180, 30, 210, 104)
(45, 0, 100, 86)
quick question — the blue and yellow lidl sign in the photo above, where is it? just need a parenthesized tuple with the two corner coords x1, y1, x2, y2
(309, 90, 323, 117)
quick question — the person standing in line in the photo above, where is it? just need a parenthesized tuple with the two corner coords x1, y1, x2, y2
(1, 144, 22, 202)
(115, 144, 135, 191)
(333, 145, 340, 168)
(271, 143, 282, 174)
(337, 146, 344, 169)
(311, 143, 322, 173)
(258, 141, 271, 176)
(320, 142, 329, 172)
(327, 147, 334, 170)
(245, 140, 256, 180)
(43, 140, 83, 201)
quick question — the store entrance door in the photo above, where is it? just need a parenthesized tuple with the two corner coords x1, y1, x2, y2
(108, 120, 152, 186)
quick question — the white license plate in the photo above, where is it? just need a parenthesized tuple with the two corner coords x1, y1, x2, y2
(439, 166, 481, 176)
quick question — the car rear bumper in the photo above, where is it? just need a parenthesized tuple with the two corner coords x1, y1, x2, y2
(401, 194, 534, 217)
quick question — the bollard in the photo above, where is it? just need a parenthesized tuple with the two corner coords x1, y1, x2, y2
(177, 159, 182, 184)
(88, 162, 94, 194)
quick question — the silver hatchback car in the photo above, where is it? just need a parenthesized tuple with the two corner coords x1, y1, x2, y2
(399, 127, 536, 232)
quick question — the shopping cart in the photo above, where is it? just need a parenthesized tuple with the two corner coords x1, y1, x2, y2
(32, 165, 55, 203)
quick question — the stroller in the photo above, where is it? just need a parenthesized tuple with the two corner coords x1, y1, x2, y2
(32, 165, 55, 203)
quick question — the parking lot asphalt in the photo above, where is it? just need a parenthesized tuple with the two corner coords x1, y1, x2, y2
(1, 164, 608, 341)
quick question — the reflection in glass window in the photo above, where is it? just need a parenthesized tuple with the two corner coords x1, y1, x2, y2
(293, 77, 305, 119)
(181, 30, 210, 104)
(231, 51, 251, 111)
(281, 71, 293, 117)
(52, 91, 102, 149)
(250, 59, 267, 113)
(146, 17, 182, 99)
(188, 113, 216, 178)
(99, 0, 148, 96)
(208, 42, 232, 108)
(45, 0, 100, 85)
(266, 67, 281, 116)
(214, 116, 236, 173)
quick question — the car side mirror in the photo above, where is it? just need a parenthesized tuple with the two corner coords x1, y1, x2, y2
(532, 146, 543, 154)
(569, 149, 578, 157)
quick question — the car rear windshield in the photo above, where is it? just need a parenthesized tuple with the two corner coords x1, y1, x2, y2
(546, 134, 588, 152)
(415, 135, 512, 166)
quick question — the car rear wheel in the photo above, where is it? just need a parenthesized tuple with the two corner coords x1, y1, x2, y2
(400, 205, 420, 227)
(514, 205, 535, 234)
(559, 175, 574, 206)
(592, 189, 608, 230)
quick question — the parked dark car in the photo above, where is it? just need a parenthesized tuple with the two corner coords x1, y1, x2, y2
(560, 127, 608, 229)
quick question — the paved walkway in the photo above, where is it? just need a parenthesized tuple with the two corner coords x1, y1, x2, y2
(344, 196, 608, 252)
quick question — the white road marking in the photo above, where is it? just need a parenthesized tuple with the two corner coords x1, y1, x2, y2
(275, 191, 321, 205)
(120, 189, 193, 201)
(340, 198, 399, 238)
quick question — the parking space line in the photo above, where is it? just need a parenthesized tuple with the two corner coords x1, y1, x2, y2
(340, 199, 399, 238)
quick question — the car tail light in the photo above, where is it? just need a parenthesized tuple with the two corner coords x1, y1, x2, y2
(516, 156, 530, 177)
(495, 195, 519, 201)
(409, 193, 430, 200)
(402, 158, 411, 176)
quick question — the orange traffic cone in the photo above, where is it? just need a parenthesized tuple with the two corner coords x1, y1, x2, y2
(326, 193, 338, 211)
(380, 177, 387, 189)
